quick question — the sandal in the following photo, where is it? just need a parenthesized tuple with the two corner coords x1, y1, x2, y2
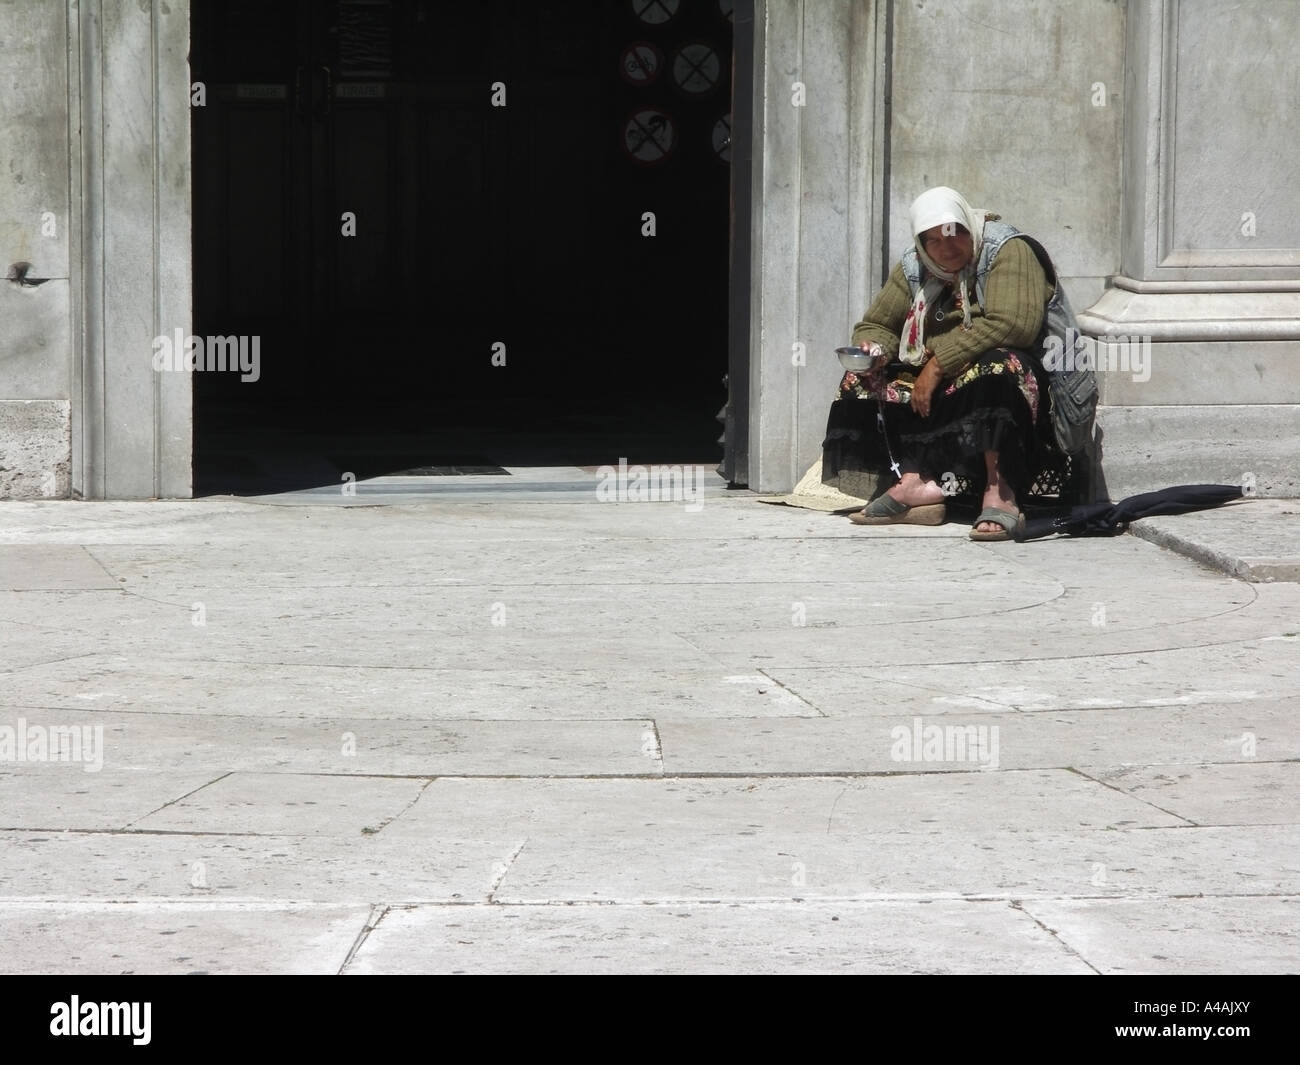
(849, 494, 947, 526)
(969, 506, 1025, 542)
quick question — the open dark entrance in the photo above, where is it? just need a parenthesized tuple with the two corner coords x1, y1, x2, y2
(191, 0, 736, 493)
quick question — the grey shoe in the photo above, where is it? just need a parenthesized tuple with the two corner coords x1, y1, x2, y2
(849, 495, 947, 526)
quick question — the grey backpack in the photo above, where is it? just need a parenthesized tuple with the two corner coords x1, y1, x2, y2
(974, 235, 1098, 456)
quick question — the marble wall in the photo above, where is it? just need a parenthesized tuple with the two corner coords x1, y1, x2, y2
(1165, 0, 1300, 271)
(82, 0, 194, 499)
(748, 0, 1127, 492)
(746, 0, 886, 493)
(0, 3, 71, 496)
(1078, 0, 1300, 495)
(0, 0, 191, 500)
(888, 0, 1125, 311)
(2, 1, 1294, 498)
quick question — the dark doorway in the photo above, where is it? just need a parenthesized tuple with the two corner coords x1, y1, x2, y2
(191, 0, 737, 493)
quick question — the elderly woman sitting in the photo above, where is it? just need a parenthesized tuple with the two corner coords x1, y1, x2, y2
(822, 186, 1060, 540)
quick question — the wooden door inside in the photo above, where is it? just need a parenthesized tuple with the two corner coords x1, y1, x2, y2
(192, 0, 735, 492)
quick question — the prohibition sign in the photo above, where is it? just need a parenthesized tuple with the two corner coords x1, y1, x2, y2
(620, 41, 664, 86)
(632, 0, 678, 26)
(623, 108, 677, 165)
(671, 42, 722, 95)
(712, 113, 732, 163)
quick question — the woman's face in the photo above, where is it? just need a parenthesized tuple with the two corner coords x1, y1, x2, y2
(920, 223, 973, 273)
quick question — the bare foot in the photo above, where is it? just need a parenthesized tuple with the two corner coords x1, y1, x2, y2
(976, 481, 1018, 533)
(886, 472, 946, 508)
(974, 451, 1021, 534)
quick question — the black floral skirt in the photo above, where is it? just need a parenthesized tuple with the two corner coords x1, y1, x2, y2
(822, 347, 1056, 500)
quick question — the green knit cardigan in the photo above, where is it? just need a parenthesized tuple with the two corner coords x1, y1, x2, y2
(850, 237, 1054, 377)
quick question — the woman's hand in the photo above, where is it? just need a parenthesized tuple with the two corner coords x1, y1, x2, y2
(911, 352, 943, 417)
(856, 341, 887, 391)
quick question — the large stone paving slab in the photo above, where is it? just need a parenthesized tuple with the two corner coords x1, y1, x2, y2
(769, 637, 1300, 715)
(132, 773, 429, 837)
(0, 656, 818, 719)
(3, 712, 663, 777)
(0, 601, 727, 671)
(0, 768, 221, 832)
(1081, 762, 1300, 827)
(494, 826, 1300, 903)
(696, 583, 1290, 670)
(386, 774, 1186, 838)
(1022, 897, 1300, 974)
(7, 573, 1287, 675)
(655, 701, 1300, 774)
(0, 546, 119, 591)
(0, 587, 188, 671)
(86, 548, 1060, 624)
(83, 537, 1041, 592)
(0, 832, 510, 903)
(343, 899, 1090, 974)
(0, 902, 370, 974)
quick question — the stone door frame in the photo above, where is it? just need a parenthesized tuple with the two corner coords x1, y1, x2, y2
(69, 0, 192, 499)
(66, 0, 887, 498)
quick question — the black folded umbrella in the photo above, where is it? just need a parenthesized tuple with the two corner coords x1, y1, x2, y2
(1018, 484, 1244, 542)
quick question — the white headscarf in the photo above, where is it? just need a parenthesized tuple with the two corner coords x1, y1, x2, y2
(900, 187, 991, 366)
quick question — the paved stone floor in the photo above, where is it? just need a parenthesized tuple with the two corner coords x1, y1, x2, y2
(1, 483, 1297, 973)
